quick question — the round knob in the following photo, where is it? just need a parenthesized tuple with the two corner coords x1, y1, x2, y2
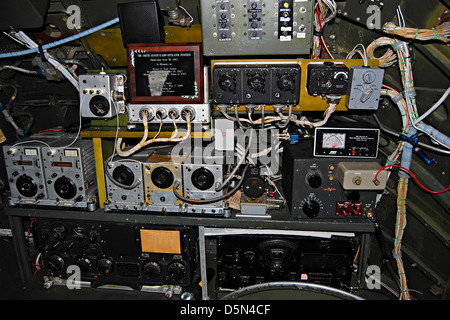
(302, 199, 321, 218)
(243, 176, 265, 198)
(112, 165, 135, 186)
(247, 73, 265, 92)
(168, 262, 186, 281)
(277, 74, 295, 92)
(218, 74, 236, 92)
(191, 167, 215, 191)
(48, 255, 65, 272)
(143, 261, 161, 279)
(97, 258, 113, 276)
(54, 176, 77, 200)
(307, 174, 322, 189)
(76, 257, 93, 272)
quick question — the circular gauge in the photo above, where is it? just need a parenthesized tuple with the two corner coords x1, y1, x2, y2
(112, 165, 135, 186)
(89, 95, 110, 117)
(72, 224, 87, 239)
(151, 167, 174, 189)
(191, 167, 215, 191)
(16, 175, 38, 197)
(322, 133, 346, 149)
(54, 176, 77, 199)
(47, 255, 65, 272)
(168, 262, 186, 281)
(50, 223, 68, 240)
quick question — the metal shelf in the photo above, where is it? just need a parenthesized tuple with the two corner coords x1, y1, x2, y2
(5, 206, 375, 233)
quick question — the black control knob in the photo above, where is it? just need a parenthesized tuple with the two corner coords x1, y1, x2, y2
(54, 176, 77, 200)
(247, 73, 266, 92)
(113, 165, 135, 186)
(151, 167, 174, 189)
(76, 257, 93, 272)
(302, 199, 321, 218)
(277, 74, 295, 92)
(307, 173, 322, 188)
(48, 255, 65, 272)
(168, 262, 186, 281)
(143, 261, 161, 279)
(16, 175, 37, 197)
(97, 258, 113, 276)
(191, 167, 215, 191)
(218, 74, 237, 93)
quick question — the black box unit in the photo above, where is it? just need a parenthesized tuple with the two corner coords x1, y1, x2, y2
(282, 140, 381, 219)
(213, 64, 301, 105)
(216, 234, 356, 290)
(32, 218, 198, 289)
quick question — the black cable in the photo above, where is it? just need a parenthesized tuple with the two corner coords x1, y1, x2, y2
(367, 212, 402, 291)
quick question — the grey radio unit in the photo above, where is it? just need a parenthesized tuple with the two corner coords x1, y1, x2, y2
(41, 135, 98, 211)
(200, 0, 315, 57)
(79, 73, 125, 118)
(3, 133, 98, 210)
(3, 135, 52, 206)
(143, 148, 188, 213)
(104, 150, 150, 212)
(179, 143, 226, 215)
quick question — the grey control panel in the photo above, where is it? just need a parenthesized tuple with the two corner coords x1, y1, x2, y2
(200, 0, 314, 56)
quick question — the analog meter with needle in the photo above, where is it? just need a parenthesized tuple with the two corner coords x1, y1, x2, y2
(89, 95, 110, 117)
(322, 133, 346, 149)
(314, 125, 380, 158)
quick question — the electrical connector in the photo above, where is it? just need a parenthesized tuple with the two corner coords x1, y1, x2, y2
(399, 133, 419, 146)
(414, 147, 436, 165)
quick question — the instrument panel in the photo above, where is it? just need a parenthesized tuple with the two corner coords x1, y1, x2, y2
(1, 0, 444, 302)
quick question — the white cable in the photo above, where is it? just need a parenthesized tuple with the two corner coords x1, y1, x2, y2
(396, 5, 405, 28)
(109, 97, 121, 166)
(0, 65, 37, 75)
(413, 87, 450, 124)
(14, 31, 79, 90)
(347, 44, 368, 66)
(179, 5, 194, 23)
(216, 129, 254, 191)
(7, 139, 52, 151)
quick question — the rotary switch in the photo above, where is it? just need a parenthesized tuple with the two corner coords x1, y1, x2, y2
(301, 195, 322, 218)
(168, 262, 187, 281)
(218, 73, 237, 93)
(143, 261, 161, 279)
(247, 73, 266, 93)
(97, 258, 113, 276)
(76, 257, 93, 272)
(306, 170, 322, 189)
(47, 255, 65, 272)
(277, 73, 296, 92)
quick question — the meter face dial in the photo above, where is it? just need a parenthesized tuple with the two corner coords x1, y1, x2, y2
(89, 95, 110, 117)
(322, 133, 346, 149)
